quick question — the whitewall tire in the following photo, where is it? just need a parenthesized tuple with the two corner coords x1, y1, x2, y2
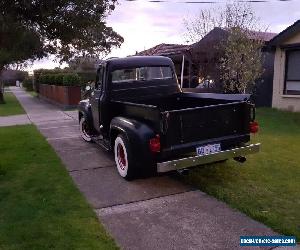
(114, 136, 129, 178)
(79, 117, 92, 142)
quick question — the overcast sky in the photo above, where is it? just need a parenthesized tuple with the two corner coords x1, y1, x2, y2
(27, 0, 300, 71)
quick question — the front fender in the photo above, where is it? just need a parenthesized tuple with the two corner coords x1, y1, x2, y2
(78, 99, 93, 127)
(110, 117, 156, 166)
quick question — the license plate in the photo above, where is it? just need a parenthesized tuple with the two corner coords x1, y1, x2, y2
(196, 143, 221, 156)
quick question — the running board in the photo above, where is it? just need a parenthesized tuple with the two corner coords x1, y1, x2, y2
(93, 137, 111, 151)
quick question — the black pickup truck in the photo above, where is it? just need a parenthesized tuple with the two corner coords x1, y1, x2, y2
(78, 56, 260, 180)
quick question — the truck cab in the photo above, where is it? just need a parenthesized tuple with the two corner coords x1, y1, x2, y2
(78, 56, 260, 180)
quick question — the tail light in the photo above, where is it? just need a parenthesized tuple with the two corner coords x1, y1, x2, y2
(250, 121, 259, 134)
(149, 134, 161, 153)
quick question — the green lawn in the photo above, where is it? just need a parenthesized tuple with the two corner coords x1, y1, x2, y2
(0, 125, 118, 250)
(0, 92, 25, 116)
(182, 108, 300, 240)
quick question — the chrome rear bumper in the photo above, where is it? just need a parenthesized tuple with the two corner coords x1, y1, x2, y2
(157, 143, 260, 173)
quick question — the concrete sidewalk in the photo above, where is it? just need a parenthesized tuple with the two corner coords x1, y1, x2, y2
(0, 114, 31, 127)
(10, 87, 283, 250)
(11, 87, 75, 124)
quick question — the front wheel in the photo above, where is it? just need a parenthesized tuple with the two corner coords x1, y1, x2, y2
(114, 135, 136, 180)
(79, 117, 92, 142)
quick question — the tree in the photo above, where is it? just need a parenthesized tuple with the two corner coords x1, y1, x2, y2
(68, 56, 102, 71)
(0, 0, 123, 69)
(184, 1, 265, 93)
(220, 27, 263, 93)
(0, 0, 123, 103)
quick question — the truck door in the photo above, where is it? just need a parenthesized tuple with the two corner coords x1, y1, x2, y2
(90, 66, 104, 132)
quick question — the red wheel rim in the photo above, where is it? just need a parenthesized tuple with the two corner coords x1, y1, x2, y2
(117, 144, 126, 170)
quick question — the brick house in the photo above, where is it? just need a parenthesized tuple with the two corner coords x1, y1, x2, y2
(136, 28, 277, 106)
(266, 20, 300, 112)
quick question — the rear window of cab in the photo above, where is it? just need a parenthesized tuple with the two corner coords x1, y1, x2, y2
(111, 66, 173, 83)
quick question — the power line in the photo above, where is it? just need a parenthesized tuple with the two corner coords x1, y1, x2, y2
(124, 0, 293, 3)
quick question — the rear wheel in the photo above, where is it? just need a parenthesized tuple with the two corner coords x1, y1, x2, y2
(114, 135, 136, 180)
(79, 117, 92, 142)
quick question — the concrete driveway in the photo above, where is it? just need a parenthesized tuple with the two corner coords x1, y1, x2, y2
(11, 87, 280, 250)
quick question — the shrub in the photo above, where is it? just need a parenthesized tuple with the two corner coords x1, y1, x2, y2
(77, 72, 96, 85)
(23, 77, 34, 91)
(47, 74, 56, 85)
(39, 74, 45, 84)
(39, 74, 57, 85)
(39, 74, 49, 85)
(54, 74, 64, 85)
(63, 73, 82, 86)
(34, 68, 72, 85)
(38, 72, 82, 86)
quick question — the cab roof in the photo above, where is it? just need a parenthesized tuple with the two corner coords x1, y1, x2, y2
(104, 56, 174, 70)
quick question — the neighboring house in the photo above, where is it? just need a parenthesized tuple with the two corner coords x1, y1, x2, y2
(136, 28, 277, 106)
(191, 28, 276, 107)
(0, 69, 28, 85)
(266, 20, 300, 112)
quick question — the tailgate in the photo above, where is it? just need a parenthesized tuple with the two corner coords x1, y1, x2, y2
(161, 101, 252, 149)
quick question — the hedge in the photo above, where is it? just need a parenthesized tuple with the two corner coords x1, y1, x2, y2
(33, 69, 72, 89)
(34, 68, 95, 87)
(23, 77, 34, 91)
(39, 73, 82, 86)
(63, 73, 81, 86)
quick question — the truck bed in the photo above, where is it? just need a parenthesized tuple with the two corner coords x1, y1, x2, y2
(111, 92, 252, 159)
(138, 94, 230, 110)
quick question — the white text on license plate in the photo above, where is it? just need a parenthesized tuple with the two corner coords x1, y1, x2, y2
(196, 143, 221, 156)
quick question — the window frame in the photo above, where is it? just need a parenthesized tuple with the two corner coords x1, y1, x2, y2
(96, 65, 105, 91)
(110, 65, 174, 84)
(284, 48, 300, 95)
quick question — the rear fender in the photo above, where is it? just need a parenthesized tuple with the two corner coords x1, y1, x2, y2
(110, 117, 157, 166)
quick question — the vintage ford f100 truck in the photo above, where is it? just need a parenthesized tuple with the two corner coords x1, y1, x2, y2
(78, 56, 260, 180)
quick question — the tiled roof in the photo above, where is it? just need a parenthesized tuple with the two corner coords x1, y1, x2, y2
(267, 20, 300, 46)
(136, 29, 276, 57)
(246, 30, 277, 42)
(137, 43, 190, 56)
(214, 27, 277, 41)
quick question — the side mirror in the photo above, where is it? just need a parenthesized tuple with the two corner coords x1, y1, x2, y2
(85, 85, 91, 91)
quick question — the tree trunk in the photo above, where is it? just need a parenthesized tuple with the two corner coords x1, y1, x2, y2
(0, 88, 4, 104)
(0, 67, 5, 104)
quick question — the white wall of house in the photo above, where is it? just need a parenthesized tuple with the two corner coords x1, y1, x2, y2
(272, 33, 300, 112)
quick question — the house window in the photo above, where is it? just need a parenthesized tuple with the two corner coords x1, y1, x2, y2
(284, 49, 300, 95)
